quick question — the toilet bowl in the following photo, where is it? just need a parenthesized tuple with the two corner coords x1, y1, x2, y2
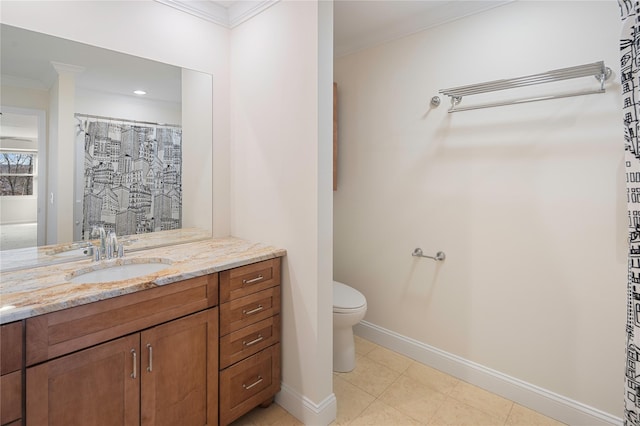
(333, 281, 367, 372)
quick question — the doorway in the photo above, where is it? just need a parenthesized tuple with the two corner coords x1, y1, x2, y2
(0, 106, 47, 249)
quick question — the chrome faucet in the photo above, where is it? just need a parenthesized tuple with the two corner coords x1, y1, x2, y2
(91, 226, 124, 260)
(91, 226, 107, 259)
(107, 231, 118, 259)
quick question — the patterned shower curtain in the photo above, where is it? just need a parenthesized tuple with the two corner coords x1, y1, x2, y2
(622, 1, 640, 424)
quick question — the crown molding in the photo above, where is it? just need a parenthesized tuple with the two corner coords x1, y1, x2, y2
(154, 0, 279, 28)
(227, 1, 278, 27)
(51, 61, 85, 75)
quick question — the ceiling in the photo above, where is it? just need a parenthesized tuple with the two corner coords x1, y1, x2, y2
(332, 0, 512, 57)
(0, 1, 512, 97)
(159, 0, 513, 56)
(1, 1, 511, 138)
(0, 24, 181, 103)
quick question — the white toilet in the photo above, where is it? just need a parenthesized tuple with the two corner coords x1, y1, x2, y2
(333, 281, 367, 372)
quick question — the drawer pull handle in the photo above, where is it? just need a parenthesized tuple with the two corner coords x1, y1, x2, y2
(243, 275, 264, 285)
(131, 349, 137, 379)
(243, 376, 263, 390)
(243, 305, 264, 315)
(147, 344, 153, 372)
(243, 334, 264, 347)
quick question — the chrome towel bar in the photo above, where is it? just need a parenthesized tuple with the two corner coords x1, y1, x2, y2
(437, 61, 611, 113)
(412, 248, 446, 261)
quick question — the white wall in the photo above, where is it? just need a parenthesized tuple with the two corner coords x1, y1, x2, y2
(75, 88, 181, 125)
(0, 0, 230, 238)
(48, 66, 77, 243)
(182, 69, 213, 232)
(334, 0, 626, 420)
(1, 198, 37, 224)
(230, 1, 336, 423)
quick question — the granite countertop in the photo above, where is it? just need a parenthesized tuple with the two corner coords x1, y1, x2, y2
(0, 236, 286, 324)
(0, 227, 213, 272)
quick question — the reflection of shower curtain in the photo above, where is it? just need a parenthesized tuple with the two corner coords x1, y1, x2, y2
(76, 115, 182, 239)
(622, 2, 640, 424)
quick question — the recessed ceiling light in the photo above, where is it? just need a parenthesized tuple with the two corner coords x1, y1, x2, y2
(133, 90, 147, 95)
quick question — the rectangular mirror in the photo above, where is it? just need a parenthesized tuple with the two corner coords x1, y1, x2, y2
(0, 24, 213, 270)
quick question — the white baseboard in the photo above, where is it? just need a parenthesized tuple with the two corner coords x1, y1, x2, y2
(275, 382, 337, 425)
(354, 321, 622, 426)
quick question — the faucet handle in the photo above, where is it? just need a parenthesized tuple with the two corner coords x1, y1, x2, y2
(107, 231, 118, 259)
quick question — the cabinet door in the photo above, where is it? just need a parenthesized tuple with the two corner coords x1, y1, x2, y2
(140, 308, 218, 426)
(26, 334, 140, 426)
(1, 321, 24, 426)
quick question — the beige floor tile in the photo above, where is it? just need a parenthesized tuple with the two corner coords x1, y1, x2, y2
(350, 399, 425, 425)
(229, 403, 300, 426)
(339, 356, 402, 397)
(403, 361, 459, 395)
(333, 374, 376, 425)
(505, 403, 567, 426)
(230, 338, 567, 426)
(365, 346, 413, 373)
(449, 381, 513, 422)
(355, 335, 380, 356)
(428, 397, 505, 426)
(379, 374, 448, 423)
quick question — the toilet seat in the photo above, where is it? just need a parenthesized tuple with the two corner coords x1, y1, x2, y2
(333, 281, 366, 313)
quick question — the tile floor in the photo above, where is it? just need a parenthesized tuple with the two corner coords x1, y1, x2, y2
(231, 336, 566, 425)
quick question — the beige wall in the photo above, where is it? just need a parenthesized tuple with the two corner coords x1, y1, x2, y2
(334, 0, 626, 418)
(230, 1, 335, 422)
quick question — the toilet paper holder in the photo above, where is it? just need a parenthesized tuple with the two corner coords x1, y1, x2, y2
(412, 248, 446, 261)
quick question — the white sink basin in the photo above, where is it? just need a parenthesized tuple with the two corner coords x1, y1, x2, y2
(69, 260, 172, 284)
(50, 247, 92, 258)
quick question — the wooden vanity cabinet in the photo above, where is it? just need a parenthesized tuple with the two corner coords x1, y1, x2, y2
(24, 273, 218, 426)
(219, 258, 281, 426)
(0, 321, 24, 426)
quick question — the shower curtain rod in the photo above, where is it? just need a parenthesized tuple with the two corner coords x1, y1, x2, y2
(437, 61, 612, 113)
(74, 113, 181, 128)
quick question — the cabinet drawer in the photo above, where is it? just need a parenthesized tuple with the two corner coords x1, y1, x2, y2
(220, 287, 280, 336)
(0, 370, 22, 425)
(220, 258, 280, 303)
(26, 273, 218, 366)
(220, 315, 280, 369)
(1, 322, 23, 375)
(219, 343, 280, 426)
